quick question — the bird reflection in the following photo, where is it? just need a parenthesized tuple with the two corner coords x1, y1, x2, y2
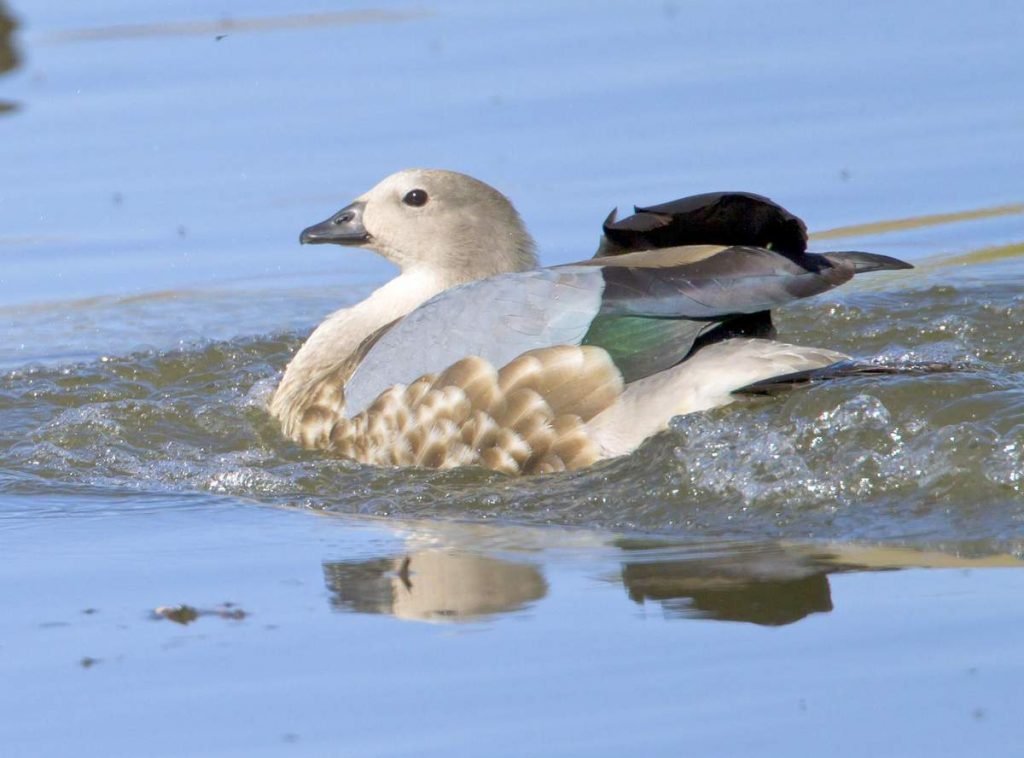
(323, 529, 1023, 627)
(620, 544, 836, 626)
(323, 549, 547, 623)
(616, 541, 1024, 625)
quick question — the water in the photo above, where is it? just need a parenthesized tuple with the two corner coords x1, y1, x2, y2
(2, 1, 1024, 755)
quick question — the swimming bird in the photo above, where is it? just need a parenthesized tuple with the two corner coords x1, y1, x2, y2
(270, 169, 911, 474)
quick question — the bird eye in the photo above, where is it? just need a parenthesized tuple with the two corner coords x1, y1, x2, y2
(402, 189, 429, 207)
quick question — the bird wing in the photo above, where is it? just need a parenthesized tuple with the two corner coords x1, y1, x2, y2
(343, 245, 911, 414)
(343, 267, 605, 414)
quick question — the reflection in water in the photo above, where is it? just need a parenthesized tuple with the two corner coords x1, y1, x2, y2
(619, 541, 1024, 626)
(0, 2, 19, 114)
(320, 536, 1023, 626)
(621, 551, 833, 626)
(324, 550, 547, 623)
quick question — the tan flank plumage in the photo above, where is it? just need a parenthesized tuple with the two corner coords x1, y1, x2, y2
(270, 169, 912, 474)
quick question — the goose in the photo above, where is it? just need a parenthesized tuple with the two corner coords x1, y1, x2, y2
(269, 169, 911, 474)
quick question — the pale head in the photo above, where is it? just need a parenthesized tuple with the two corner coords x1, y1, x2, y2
(300, 169, 538, 283)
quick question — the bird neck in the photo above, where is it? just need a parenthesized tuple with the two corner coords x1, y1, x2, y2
(270, 225, 539, 437)
(270, 268, 450, 426)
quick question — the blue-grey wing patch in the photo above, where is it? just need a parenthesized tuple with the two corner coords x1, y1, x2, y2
(343, 267, 605, 415)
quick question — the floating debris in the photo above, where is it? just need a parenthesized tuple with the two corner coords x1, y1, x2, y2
(152, 602, 247, 625)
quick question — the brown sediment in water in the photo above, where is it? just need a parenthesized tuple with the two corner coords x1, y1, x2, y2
(811, 202, 1024, 240)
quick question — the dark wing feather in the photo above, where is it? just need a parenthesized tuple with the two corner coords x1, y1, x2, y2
(599, 192, 808, 256)
(596, 247, 852, 318)
(577, 246, 910, 383)
(822, 251, 913, 273)
(733, 360, 953, 396)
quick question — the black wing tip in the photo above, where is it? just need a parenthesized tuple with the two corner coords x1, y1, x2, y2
(824, 251, 914, 273)
(733, 360, 956, 396)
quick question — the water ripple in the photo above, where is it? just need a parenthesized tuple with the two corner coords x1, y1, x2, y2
(1, 272, 1022, 547)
